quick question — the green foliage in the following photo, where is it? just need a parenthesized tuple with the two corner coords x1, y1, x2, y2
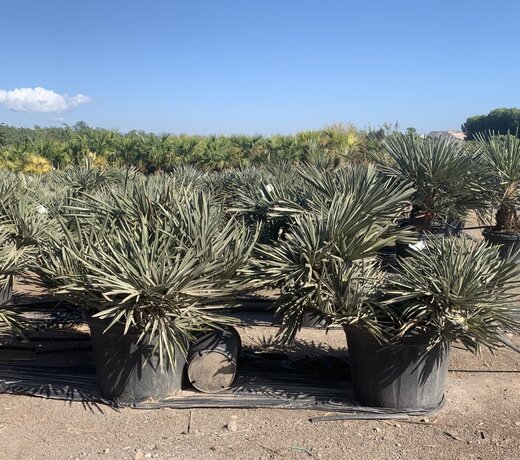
(224, 163, 306, 243)
(0, 227, 36, 331)
(248, 163, 414, 343)
(477, 132, 520, 232)
(0, 172, 64, 248)
(380, 133, 485, 230)
(36, 181, 259, 368)
(462, 108, 520, 140)
(386, 237, 520, 352)
(0, 122, 379, 172)
(55, 166, 121, 196)
(1, 157, 518, 360)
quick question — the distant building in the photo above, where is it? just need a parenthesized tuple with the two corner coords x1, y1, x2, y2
(427, 130, 465, 140)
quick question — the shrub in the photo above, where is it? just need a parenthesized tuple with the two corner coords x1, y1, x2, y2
(22, 154, 53, 174)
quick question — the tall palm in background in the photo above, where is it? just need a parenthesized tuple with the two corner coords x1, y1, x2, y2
(477, 132, 520, 233)
(379, 133, 484, 233)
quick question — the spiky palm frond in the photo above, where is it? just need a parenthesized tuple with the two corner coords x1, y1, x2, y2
(249, 165, 414, 342)
(59, 173, 218, 236)
(167, 165, 208, 190)
(273, 256, 387, 344)
(380, 133, 485, 227)
(36, 187, 259, 369)
(476, 132, 520, 231)
(0, 227, 36, 330)
(250, 199, 396, 342)
(0, 170, 19, 204)
(205, 166, 268, 207)
(55, 165, 121, 196)
(297, 163, 412, 211)
(252, 186, 411, 287)
(221, 164, 305, 243)
(227, 163, 414, 247)
(0, 170, 62, 249)
(0, 194, 63, 249)
(386, 236, 520, 352)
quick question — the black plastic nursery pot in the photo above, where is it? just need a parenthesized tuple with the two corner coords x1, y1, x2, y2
(187, 327, 242, 393)
(345, 326, 451, 410)
(482, 228, 520, 259)
(88, 316, 186, 404)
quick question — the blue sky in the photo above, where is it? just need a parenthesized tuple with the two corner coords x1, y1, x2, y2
(1, 0, 519, 135)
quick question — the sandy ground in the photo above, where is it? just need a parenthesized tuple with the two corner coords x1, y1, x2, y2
(0, 321, 519, 460)
(1, 217, 519, 459)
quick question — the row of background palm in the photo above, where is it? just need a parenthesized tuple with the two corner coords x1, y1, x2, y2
(0, 122, 403, 173)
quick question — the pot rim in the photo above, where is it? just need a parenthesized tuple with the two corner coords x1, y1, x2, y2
(482, 227, 520, 239)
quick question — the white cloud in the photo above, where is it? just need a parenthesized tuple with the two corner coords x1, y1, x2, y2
(0, 87, 92, 113)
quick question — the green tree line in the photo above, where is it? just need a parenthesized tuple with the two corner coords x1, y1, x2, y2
(0, 121, 393, 173)
(462, 108, 520, 140)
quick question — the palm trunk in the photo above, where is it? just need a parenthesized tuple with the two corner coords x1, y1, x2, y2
(495, 204, 518, 232)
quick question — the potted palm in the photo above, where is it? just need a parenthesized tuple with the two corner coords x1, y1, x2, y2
(478, 132, 520, 257)
(36, 181, 258, 404)
(249, 163, 414, 343)
(244, 164, 413, 330)
(346, 237, 520, 409)
(379, 133, 484, 252)
(252, 168, 520, 408)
